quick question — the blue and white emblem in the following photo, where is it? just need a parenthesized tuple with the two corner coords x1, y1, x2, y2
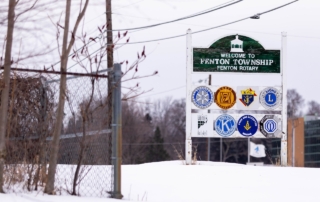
(259, 115, 281, 138)
(237, 115, 258, 137)
(264, 119, 277, 133)
(192, 86, 214, 109)
(214, 114, 236, 137)
(259, 87, 281, 110)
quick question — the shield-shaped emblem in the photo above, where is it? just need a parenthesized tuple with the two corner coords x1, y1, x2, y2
(239, 88, 256, 107)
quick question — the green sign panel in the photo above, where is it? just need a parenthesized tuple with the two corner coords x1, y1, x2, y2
(193, 35, 280, 73)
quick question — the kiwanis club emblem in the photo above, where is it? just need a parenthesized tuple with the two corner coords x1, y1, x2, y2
(214, 86, 236, 109)
(191, 86, 214, 109)
(239, 88, 257, 107)
(214, 114, 236, 137)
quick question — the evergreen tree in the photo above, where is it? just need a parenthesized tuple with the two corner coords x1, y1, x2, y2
(146, 126, 169, 162)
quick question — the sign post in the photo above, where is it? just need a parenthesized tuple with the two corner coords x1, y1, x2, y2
(281, 32, 288, 166)
(185, 29, 192, 165)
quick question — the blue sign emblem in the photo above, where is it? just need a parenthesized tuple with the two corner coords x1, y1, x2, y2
(259, 87, 281, 110)
(237, 115, 258, 137)
(259, 115, 281, 138)
(239, 88, 256, 107)
(192, 86, 214, 109)
(264, 119, 277, 133)
(214, 114, 236, 137)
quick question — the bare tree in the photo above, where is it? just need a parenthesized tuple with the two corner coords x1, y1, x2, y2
(0, 0, 16, 193)
(0, 1, 60, 67)
(122, 101, 152, 164)
(45, 0, 89, 195)
(307, 100, 320, 116)
(287, 89, 304, 118)
(0, 0, 62, 192)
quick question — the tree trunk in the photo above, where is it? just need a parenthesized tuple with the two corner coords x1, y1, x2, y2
(44, 0, 89, 194)
(44, 0, 71, 194)
(0, 0, 16, 193)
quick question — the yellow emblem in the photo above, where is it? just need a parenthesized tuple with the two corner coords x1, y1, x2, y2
(244, 121, 251, 131)
(214, 86, 236, 109)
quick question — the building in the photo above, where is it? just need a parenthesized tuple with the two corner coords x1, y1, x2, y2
(304, 116, 320, 167)
(270, 116, 320, 167)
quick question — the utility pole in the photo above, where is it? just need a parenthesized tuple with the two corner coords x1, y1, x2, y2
(106, 0, 113, 164)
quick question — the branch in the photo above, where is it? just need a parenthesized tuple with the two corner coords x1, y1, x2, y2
(66, 0, 89, 55)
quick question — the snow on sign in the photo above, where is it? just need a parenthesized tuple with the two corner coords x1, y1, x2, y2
(193, 34, 281, 73)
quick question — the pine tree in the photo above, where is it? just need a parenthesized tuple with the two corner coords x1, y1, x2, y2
(146, 126, 169, 162)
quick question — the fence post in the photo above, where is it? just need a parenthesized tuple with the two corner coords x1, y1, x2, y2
(111, 63, 123, 199)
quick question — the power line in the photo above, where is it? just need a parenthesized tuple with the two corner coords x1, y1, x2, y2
(60, 0, 299, 73)
(49, 0, 239, 69)
(55, 0, 298, 73)
(108, 0, 243, 32)
(112, 11, 320, 40)
(113, 0, 299, 45)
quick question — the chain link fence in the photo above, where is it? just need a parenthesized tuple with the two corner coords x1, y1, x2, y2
(3, 70, 113, 197)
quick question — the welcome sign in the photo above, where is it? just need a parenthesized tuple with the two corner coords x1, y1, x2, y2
(193, 35, 280, 73)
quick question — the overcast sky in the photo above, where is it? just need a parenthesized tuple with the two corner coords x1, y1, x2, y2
(4, 0, 318, 111)
(82, 0, 319, 111)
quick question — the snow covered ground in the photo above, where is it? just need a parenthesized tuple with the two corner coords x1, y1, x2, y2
(1, 160, 320, 202)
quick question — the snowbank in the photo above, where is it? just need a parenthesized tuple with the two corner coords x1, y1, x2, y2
(1, 161, 320, 202)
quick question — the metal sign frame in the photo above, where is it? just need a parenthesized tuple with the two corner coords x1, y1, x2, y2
(185, 30, 287, 166)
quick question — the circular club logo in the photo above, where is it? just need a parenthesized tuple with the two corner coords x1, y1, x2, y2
(191, 86, 214, 109)
(214, 114, 236, 137)
(259, 115, 281, 138)
(259, 87, 281, 110)
(214, 86, 236, 109)
(237, 115, 258, 137)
